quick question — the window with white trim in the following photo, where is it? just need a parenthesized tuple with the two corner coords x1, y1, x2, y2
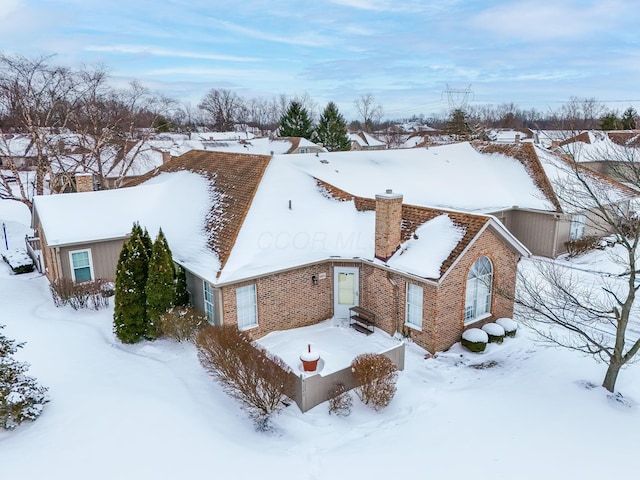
(236, 284, 257, 330)
(464, 256, 493, 324)
(405, 283, 423, 329)
(203, 281, 215, 324)
(69, 249, 93, 282)
(569, 214, 586, 241)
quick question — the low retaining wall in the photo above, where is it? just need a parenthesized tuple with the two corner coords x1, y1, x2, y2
(288, 342, 405, 413)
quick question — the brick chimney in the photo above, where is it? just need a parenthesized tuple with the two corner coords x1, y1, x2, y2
(375, 189, 403, 261)
(75, 173, 94, 193)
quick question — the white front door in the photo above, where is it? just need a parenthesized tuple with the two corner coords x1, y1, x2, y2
(334, 267, 359, 319)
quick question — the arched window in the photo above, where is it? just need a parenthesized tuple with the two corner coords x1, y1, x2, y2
(464, 256, 493, 324)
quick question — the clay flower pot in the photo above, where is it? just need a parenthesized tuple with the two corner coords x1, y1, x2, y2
(300, 344, 320, 372)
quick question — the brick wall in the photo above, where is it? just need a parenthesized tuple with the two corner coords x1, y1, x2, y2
(221, 262, 333, 339)
(75, 174, 94, 192)
(374, 191, 403, 260)
(434, 226, 520, 352)
(359, 264, 438, 352)
(219, 225, 520, 354)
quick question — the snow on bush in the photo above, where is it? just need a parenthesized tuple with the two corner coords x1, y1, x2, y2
(461, 328, 488, 353)
(0, 324, 49, 430)
(1, 249, 34, 274)
(496, 317, 518, 337)
(482, 323, 506, 344)
(462, 328, 488, 343)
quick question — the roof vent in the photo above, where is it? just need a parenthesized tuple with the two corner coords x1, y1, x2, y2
(386, 189, 393, 194)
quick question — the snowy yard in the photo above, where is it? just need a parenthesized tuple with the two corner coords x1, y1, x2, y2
(1, 203, 640, 479)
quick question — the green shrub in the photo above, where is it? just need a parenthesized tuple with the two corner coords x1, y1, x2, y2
(482, 323, 505, 344)
(0, 325, 49, 430)
(461, 328, 488, 353)
(496, 318, 518, 338)
(351, 353, 398, 411)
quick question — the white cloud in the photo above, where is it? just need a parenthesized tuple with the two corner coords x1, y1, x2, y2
(470, 0, 626, 40)
(85, 45, 260, 63)
(212, 20, 332, 48)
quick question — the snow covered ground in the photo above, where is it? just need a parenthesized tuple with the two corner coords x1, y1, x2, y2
(1, 205, 640, 479)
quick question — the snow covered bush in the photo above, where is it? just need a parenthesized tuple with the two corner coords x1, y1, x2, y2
(461, 328, 488, 353)
(159, 306, 208, 342)
(327, 381, 352, 417)
(482, 323, 506, 344)
(1, 249, 34, 274)
(351, 353, 398, 411)
(0, 325, 49, 430)
(196, 325, 295, 430)
(50, 278, 110, 310)
(495, 318, 518, 338)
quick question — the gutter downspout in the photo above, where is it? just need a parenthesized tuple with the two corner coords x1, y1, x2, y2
(54, 247, 63, 281)
(552, 215, 560, 257)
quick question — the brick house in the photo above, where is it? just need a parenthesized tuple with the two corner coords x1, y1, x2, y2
(33, 149, 529, 353)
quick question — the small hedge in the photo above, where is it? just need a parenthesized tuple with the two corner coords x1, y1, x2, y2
(351, 353, 398, 411)
(158, 306, 208, 342)
(2, 250, 34, 274)
(481, 323, 506, 344)
(461, 328, 488, 353)
(496, 318, 518, 338)
(564, 235, 602, 257)
(50, 278, 110, 310)
(327, 382, 352, 417)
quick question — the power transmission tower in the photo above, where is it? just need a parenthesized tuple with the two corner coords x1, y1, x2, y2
(442, 84, 474, 111)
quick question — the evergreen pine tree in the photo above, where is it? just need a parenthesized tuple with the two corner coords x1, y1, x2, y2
(141, 227, 153, 259)
(113, 223, 150, 343)
(174, 265, 190, 307)
(145, 229, 176, 339)
(278, 101, 314, 139)
(0, 325, 49, 430)
(315, 102, 351, 152)
(446, 109, 472, 139)
(621, 107, 638, 130)
(600, 112, 621, 130)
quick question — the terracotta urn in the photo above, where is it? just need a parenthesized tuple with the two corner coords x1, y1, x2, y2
(300, 344, 320, 372)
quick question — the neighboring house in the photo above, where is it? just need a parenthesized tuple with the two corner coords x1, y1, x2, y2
(485, 129, 532, 143)
(33, 150, 529, 354)
(281, 141, 636, 258)
(554, 130, 640, 184)
(349, 131, 387, 150)
(478, 142, 637, 256)
(0, 135, 38, 169)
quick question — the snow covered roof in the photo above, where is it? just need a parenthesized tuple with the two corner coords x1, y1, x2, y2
(349, 132, 386, 148)
(284, 142, 554, 213)
(557, 130, 640, 163)
(479, 142, 638, 214)
(33, 171, 220, 279)
(34, 148, 529, 285)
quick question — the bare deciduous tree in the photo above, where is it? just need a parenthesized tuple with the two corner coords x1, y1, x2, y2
(198, 88, 244, 131)
(354, 93, 383, 133)
(514, 146, 640, 392)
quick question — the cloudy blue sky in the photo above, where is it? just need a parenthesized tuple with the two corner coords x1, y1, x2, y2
(1, 0, 639, 119)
